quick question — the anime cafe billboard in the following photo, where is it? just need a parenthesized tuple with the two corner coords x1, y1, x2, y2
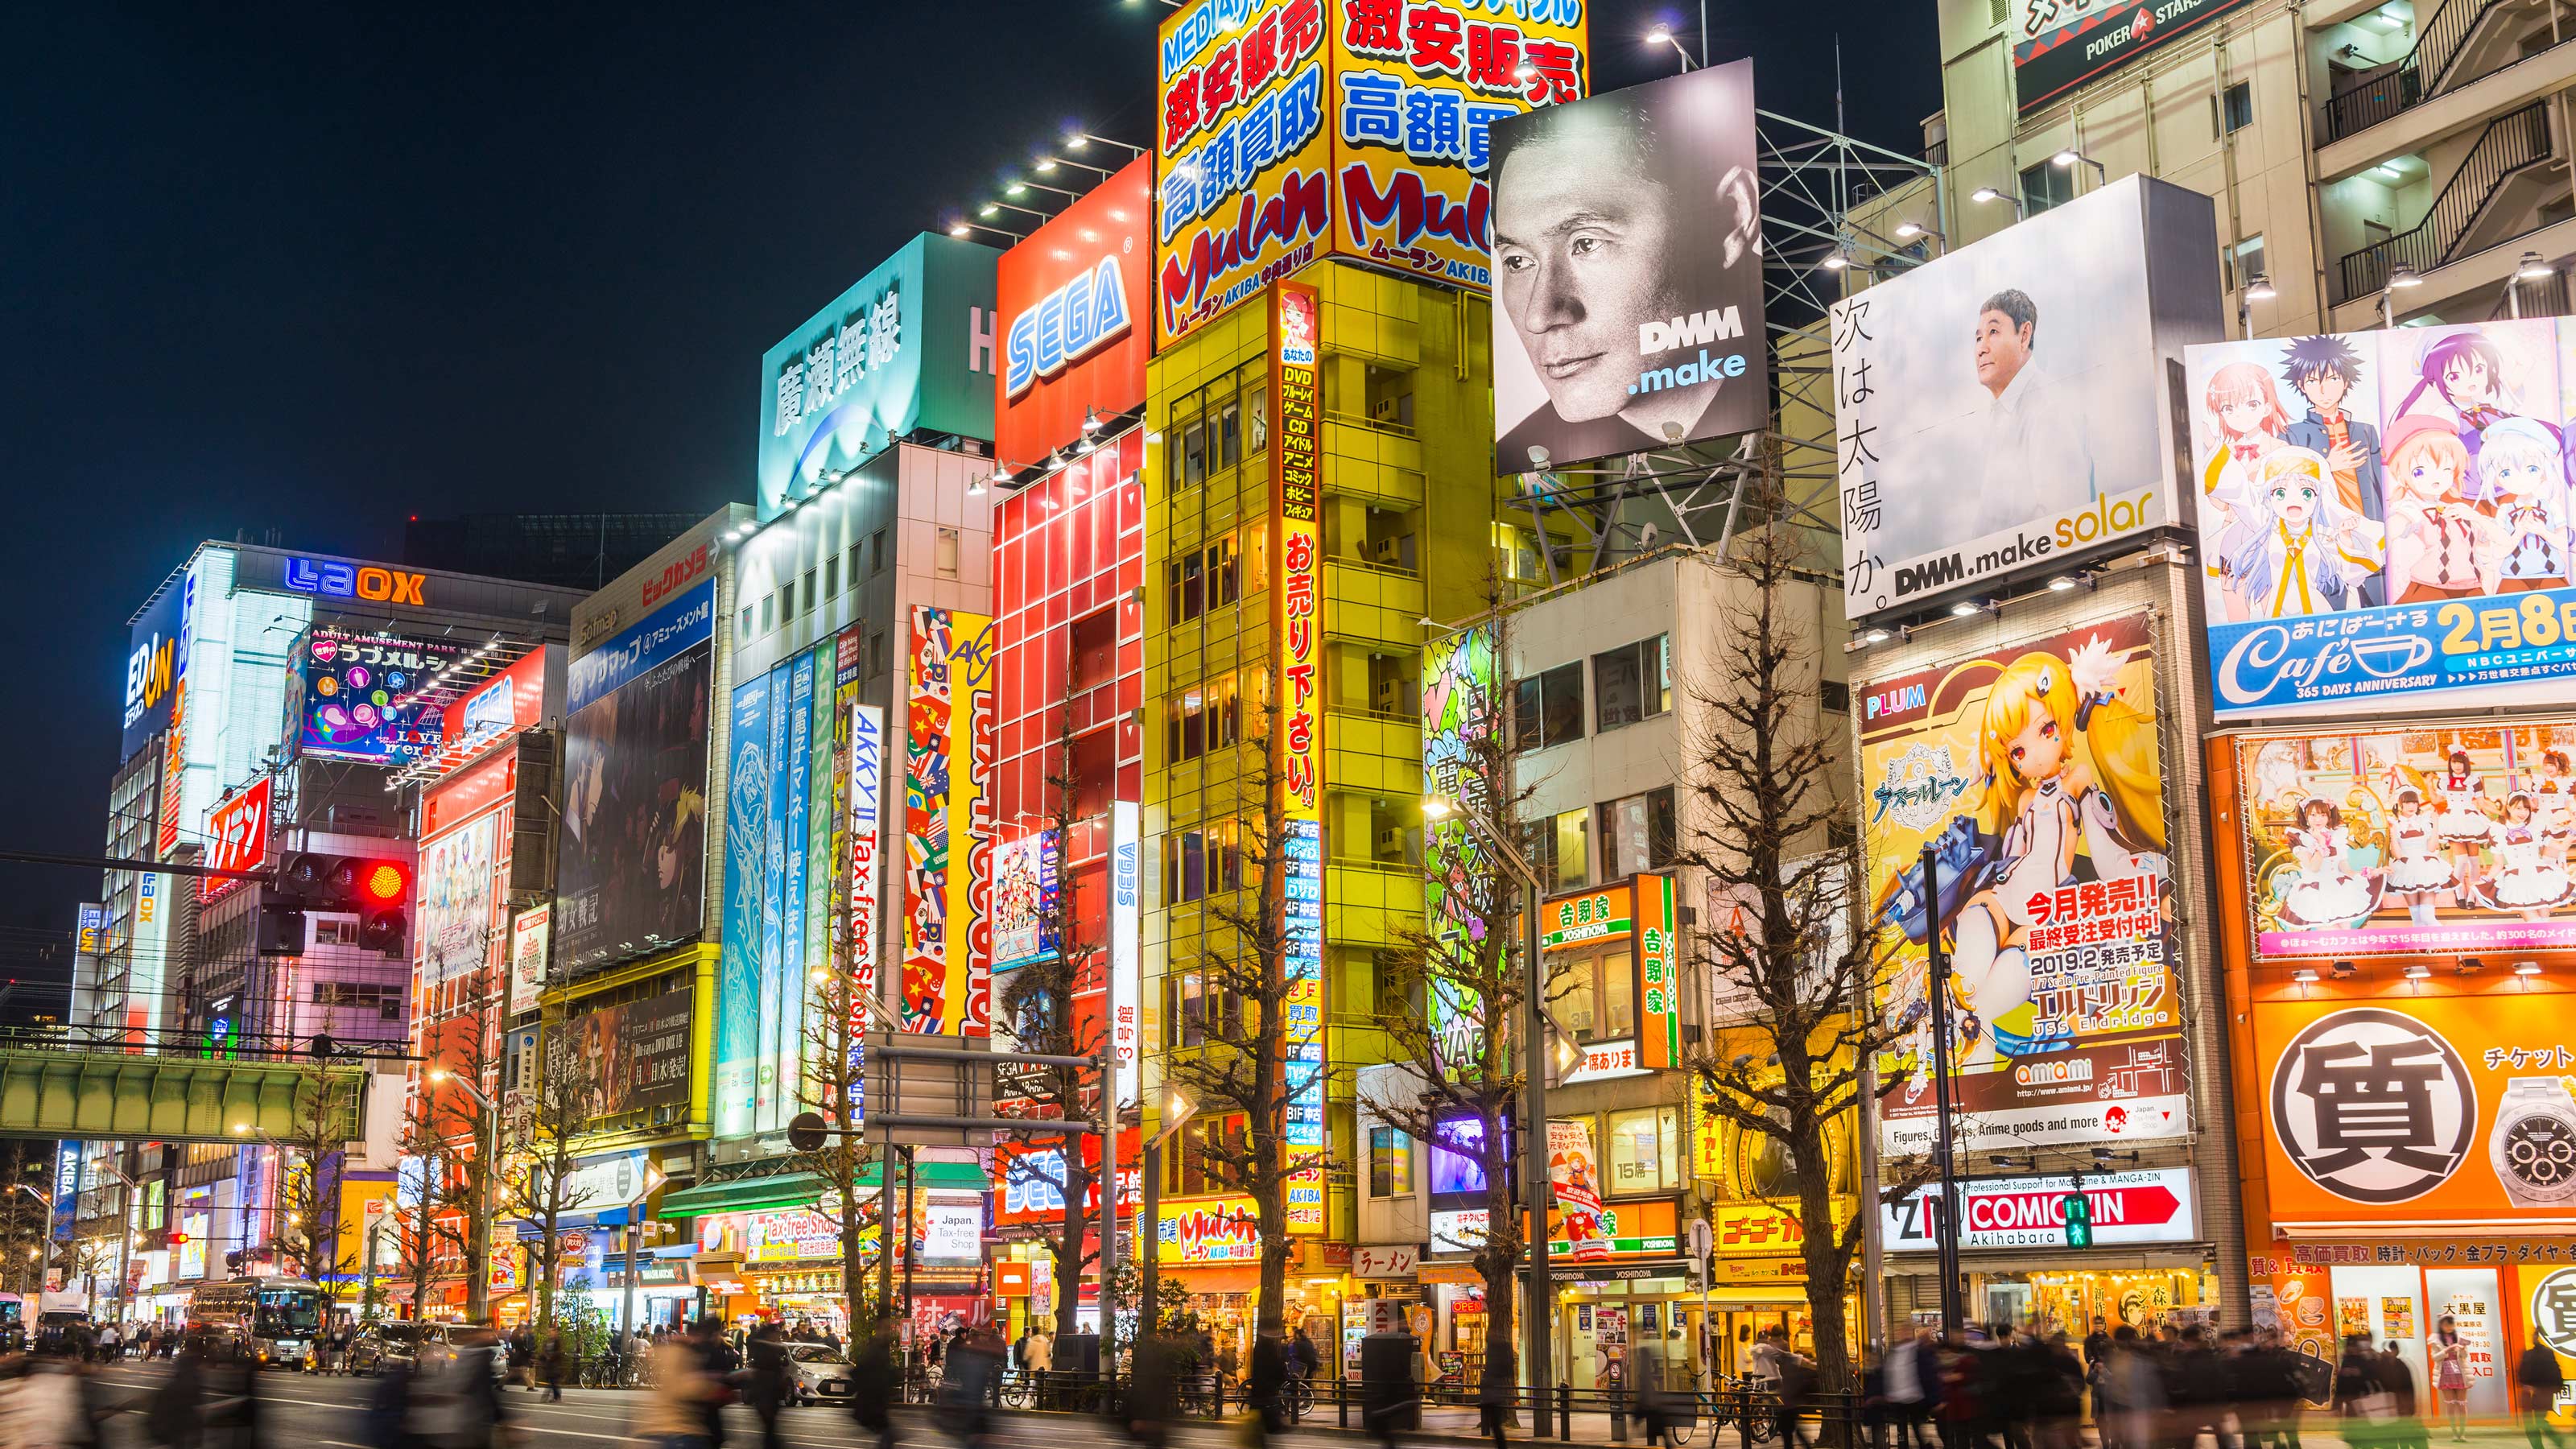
(2185, 318, 2576, 720)
(1832, 175, 2224, 621)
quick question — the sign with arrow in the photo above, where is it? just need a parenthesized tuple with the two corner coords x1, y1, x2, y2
(1880, 1168, 2194, 1252)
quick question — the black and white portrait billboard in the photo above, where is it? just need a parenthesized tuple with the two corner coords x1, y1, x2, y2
(1489, 58, 1768, 474)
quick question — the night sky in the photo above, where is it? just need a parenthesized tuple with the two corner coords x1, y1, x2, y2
(0, 3, 1938, 1003)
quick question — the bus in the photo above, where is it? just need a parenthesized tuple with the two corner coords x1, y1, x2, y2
(186, 1278, 328, 1368)
(0, 1294, 24, 1352)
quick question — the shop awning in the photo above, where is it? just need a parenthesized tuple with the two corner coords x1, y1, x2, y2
(853, 1161, 990, 1191)
(658, 1172, 829, 1217)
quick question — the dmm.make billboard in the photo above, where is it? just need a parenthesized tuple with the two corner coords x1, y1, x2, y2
(1154, 0, 1587, 345)
(557, 582, 714, 975)
(1860, 613, 2188, 1154)
(2186, 317, 2576, 721)
(996, 157, 1151, 469)
(1832, 175, 2223, 621)
(757, 233, 998, 520)
(291, 627, 468, 766)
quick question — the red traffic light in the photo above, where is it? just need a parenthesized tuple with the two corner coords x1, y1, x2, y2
(358, 861, 408, 904)
(168, 1232, 188, 1245)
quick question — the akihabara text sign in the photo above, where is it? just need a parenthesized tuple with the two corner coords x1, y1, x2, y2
(757, 233, 997, 520)
(1860, 614, 2189, 1154)
(997, 159, 1150, 466)
(1833, 175, 2221, 620)
(1880, 1169, 2196, 1251)
(1153, 0, 1587, 344)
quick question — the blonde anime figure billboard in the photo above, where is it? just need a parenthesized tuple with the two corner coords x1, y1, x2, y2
(1860, 614, 2186, 1156)
(2231, 719, 2576, 958)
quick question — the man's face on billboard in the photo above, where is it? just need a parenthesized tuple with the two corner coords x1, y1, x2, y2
(1972, 310, 2033, 398)
(1495, 126, 1678, 425)
(2300, 369, 2348, 411)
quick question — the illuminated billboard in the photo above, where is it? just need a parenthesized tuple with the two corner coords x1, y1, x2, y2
(756, 233, 999, 520)
(558, 584, 713, 973)
(1154, 0, 1588, 344)
(1860, 614, 2189, 1154)
(292, 627, 468, 766)
(900, 607, 997, 1037)
(2186, 317, 2576, 720)
(1491, 60, 1765, 471)
(996, 158, 1151, 466)
(1832, 175, 2223, 620)
(122, 584, 184, 764)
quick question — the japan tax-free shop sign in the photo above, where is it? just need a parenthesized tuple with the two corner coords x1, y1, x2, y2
(1831, 175, 2221, 621)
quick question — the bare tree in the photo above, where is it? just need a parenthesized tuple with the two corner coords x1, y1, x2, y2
(1162, 700, 1331, 1336)
(419, 965, 506, 1320)
(791, 962, 882, 1328)
(499, 1044, 602, 1335)
(1367, 608, 1537, 1373)
(994, 687, 1108, 1339)
(393, 1087, 469, 1319)
(272, 1068, 357, 1289)
(1682, 522, 1924, 1392)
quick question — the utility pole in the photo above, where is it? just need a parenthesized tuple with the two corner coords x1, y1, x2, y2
(1522, 869, 1551, 1412)
(1921, 841, 1964, 1335)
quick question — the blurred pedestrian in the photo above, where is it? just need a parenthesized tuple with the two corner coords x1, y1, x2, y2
(2380, 1340, 2429, 1449)
(635, 1327, 720, 1449)
(1476, 1336, 1517, 1449)
(539, 1331, 568, 1403)
(2519, 1338, 2567, 1449)
(850, 1311, 901, 1449)
(1126, 1324, 1183, 1449)
(938, 1323, 1005, 1449)
(746, 1323, 791, 1449)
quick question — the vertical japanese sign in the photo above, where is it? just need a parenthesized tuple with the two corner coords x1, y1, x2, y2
(800, 640, 836, 1114)
(719, 670, 773, 1138)
(1113, 799, 1143, 1108)
(1332, 0, 1587, 290)
(1421, 624, 1496, 1073)
(764, 652, 816, 1135)
(50, 1145, 80, 1244)
(845, 698, 884, 1127)
(903, 607, 997, 1036)
(1155, 0, 1333, 344)
(1273, 280, 1327, 1234)
(507, 904, 550, 1020)
(1860, 615, 2187, 1154)
(1634, 872, 1680, 1068)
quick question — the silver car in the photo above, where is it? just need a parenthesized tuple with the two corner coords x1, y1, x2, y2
(784, 1343, 852, 1406)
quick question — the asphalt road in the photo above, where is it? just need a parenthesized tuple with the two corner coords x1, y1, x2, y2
(77, 1360, 1203, 1449)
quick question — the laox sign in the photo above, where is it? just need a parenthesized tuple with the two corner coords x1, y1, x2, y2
(285, 556, 427, 606)
(1004, 255, 1133, 400)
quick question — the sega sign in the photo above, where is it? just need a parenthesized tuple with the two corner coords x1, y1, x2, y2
(1005, 257, 1134, 399)
(993, 159, 1151, 465)
(284, 555, 427, 606)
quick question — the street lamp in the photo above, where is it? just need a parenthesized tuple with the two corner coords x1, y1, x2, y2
(1892, 221, 1946, 254)
(2507, 250, 2555, 318)
(430, 1069, 502, 1324)
(2239, 273, 2276, 340)
(1644, 24, 1694, 71)
(2383, 264, 2424, 327)
(1423, 787, 1554, 1417)
(2050, 148, 2108, 187)
(1968, 186, 2026, 219)
(1138, 1084, 1199, 1333)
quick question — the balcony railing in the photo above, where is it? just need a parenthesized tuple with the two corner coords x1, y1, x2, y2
(2336, 100, 2553, 302)
(2323, 0, 2518, 139)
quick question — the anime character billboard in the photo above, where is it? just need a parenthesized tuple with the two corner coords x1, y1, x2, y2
(1860, 615, 2188, 1155)
(2190, 319, 2576, 718)
(2227, 719, 2576, 958)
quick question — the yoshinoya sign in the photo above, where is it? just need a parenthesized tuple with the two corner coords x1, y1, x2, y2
(1831, 175, 2222, 621)
(1880, 1168, 2196, 1251)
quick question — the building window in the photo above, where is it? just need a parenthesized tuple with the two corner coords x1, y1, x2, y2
(1592, 635, 1670, 730)
(2219, 80, 2254, 135)
(847, 544, 862, 588)
(2020, 160, 2076, 216)
(1821, 679, 1851, 713)
(1527, 807, 1587, 892)
(1166, 675, 1241, 763)
(1219, 400, 1243, 469)
(1170, 550, 1205, 623)
(871, 528, 889, 573)
(1988, 0, 2005, 23)
(1604, 1106, 1682, 1195)
(869, 630, 889, 677)
(802, 570, 816, 617)
(935, 526, 961, 578)
(1550, 942, 1632, 1043)
(1162, 822, 1243, 904)
(823, 555, 840, 601)
(1163, 971, 1245, 1050)
(1368, 1127, 1414, 1197)
(760, 592, 775, 635)
(2225, 235, 2268, 295)
(1182, 418, 1208, 487)
(1246, 385, 1270, 453)
(1512, 663, 1584, 753)
(1069, 607, 1119, 694)
(1209, 535, 1241, 609)
(1597, 788, 1677, 880)
(738, 606, 753, 642)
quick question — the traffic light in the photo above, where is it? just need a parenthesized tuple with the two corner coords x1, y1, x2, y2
(2063, 1178, 2093, 1249)
(272, 852, 411, 957)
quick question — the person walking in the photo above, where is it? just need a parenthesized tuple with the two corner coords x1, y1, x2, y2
(745, 1323, 792, 1449)
(539, 1331, 568, 1404)
(688, 1319, 735, 1449)
(1025, 1324, 1054, 1409)
(635, 1327, 720, 1449)
(1245, 1327, 1289, 1449)
(850, 1312, 902, 1449)
(1477, 1337, 1517, 1449)
(2519, 1339, 2568, 1449)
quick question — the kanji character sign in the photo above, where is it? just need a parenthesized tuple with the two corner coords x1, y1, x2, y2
(2270, 1009, 2475, 1204)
